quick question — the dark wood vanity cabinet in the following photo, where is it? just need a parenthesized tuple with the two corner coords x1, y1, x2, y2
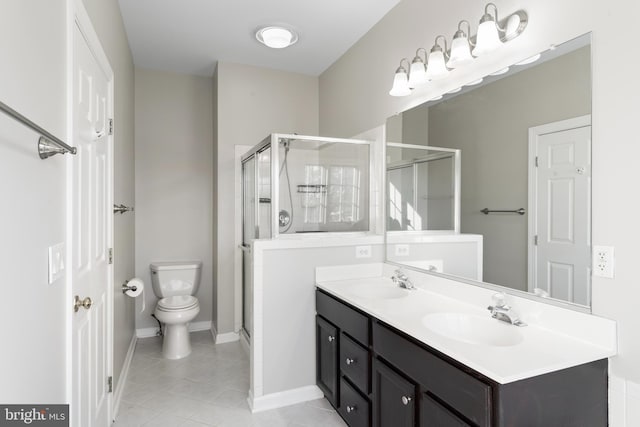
(316, 315, 339, 407)
(316, 290, 372, 427)
(316, 289, 608, 427)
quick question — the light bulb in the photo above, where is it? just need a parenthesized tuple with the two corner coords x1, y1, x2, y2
(473, 18, 502, 56)
(426, 48, 448, 80)
(447, 31, 474, 68)
(389, 66, 411, 97)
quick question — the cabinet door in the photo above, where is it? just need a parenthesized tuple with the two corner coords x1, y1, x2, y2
(420, 394, 471, 427)
(316, 316, 339, 407)
(373, 359, 416, 427)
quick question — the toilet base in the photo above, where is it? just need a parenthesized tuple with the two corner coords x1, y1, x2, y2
(162, 323, 192, 360)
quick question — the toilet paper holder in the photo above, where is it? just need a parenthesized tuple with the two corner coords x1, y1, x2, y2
(122, 281, 138, 294)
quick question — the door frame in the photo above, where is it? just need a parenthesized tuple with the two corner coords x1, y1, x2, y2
(66, 0, 115, 424)
(527, 114, 591, 293)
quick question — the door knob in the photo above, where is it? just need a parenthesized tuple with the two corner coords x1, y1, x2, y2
(345, 357, 356, 365)
(74, 295, 93, 312)
(401, 395, 412, 405)
(346, 405, 357, 413)
(328, 335, 335, 343)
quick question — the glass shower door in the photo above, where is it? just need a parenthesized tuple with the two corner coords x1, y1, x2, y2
(242, 156, 256, 338)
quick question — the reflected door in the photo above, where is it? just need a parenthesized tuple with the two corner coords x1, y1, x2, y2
(529, 117, 591, 305)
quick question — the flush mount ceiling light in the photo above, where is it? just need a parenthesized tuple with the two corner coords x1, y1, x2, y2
(256, 26, 298, 49)
(388, 3, 528, 97)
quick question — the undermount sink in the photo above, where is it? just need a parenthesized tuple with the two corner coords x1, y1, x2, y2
(422, 312, 524, 347)
(347, 282, 409, 300)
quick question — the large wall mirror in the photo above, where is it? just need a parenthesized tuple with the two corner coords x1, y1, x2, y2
(385, 33, 592, 309)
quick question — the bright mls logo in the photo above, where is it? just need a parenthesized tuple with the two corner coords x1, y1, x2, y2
(0, 405, 68, 426)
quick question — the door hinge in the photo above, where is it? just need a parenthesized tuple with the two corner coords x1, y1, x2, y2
(107, 376, 113, 393)
(108, 248, 113, 264)
(535, 156, 539, 167)
(534, 235, 538, 246)
(108, 119, 114, 136)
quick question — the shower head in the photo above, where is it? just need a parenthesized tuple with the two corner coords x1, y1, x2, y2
(279, 138, 291, 149)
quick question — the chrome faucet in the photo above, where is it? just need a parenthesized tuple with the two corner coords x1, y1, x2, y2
(392, 269, 415, 290)
(487, 293, 527, 327)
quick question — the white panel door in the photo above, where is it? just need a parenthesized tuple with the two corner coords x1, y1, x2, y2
(71, 20, 113, 427)
(529, 118, 590, 305)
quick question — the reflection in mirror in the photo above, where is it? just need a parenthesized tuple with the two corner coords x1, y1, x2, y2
(385, 33, 591, 308)
(386, 144, 460, 232)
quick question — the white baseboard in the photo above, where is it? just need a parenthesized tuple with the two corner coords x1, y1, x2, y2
(248, 385, 324, 413)
(210, 322, 240, 344)
(136, 320, 212, 339)
(112, 334, 137, 420)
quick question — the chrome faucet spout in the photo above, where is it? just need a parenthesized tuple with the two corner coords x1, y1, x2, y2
(487, 293, 527, 326)
(392, 269, 416, 290)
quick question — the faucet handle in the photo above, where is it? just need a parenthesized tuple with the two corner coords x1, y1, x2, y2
(492, 292, 507, 308)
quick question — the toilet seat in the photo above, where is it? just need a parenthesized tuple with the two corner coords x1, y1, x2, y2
(157, 295, 199, 311)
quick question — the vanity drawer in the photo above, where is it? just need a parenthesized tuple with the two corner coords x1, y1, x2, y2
(340, 332, 370, 393)
(339, 377, 370, 427)
(373, 322, 491, 427)
(316, 290, 369, 346)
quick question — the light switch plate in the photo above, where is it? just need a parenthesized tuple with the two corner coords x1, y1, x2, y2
(48, 242, 65, 284)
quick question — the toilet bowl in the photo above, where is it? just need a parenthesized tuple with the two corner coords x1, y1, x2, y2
(150, 261, 202, 360)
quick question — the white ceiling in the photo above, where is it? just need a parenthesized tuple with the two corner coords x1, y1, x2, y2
(118, 0, 401, 77)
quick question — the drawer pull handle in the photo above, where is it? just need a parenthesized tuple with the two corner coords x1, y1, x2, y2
(328, 335, 335, 343)
(346, 405, 357, 413)
(401, 396, 412, 405)
(345, 357, 356, 365)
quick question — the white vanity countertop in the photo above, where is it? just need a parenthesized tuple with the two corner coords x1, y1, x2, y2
(315, 263, 617, 384)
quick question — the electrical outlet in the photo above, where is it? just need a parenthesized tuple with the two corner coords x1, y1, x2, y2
(593, 245, 614, 278)
(395, 244, 409, 256)
(355, 245, 372, 258)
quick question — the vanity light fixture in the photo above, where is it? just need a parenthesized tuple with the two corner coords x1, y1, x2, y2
(408, 48, 429, 88)
(389, 59, 412, 97)
(425, 36, 450, 80)
(473, 3, 503, 56)
(447, 21, 475, 68)
(256, 26, 298, 49)
(388, 3, 528, 97)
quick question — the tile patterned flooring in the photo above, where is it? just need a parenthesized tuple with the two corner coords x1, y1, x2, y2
(114, 331, 347, 426)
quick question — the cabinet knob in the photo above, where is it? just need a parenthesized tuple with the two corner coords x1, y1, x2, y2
(401, 396, 412, 405)
(346, 405, 357, 413)
(328, 335, 335, 343)
(345, 357, 356, 365)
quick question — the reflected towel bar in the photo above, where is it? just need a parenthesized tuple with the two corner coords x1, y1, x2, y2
(0, 100, 77, 159)
(481, 208, 526, 215)
(113, 204, 134, 214)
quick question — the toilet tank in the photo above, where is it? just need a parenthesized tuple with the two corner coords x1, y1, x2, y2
(150, 261, 202, 298)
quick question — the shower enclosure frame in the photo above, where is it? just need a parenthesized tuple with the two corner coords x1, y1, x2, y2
(386, 142, 462, 234)
(241, 133, 374, 239)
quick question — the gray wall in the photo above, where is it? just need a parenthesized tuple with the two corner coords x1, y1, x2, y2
(0, 0, 135, 400)
(318, 0, 640, 422)
(135, 69, 214, 329)
(427, 47, 590, 290)
(82, 0, 136, 390)
(214, 62, 319, 335)
(0, 1, 67, 401)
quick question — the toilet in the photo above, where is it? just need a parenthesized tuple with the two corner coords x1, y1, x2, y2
(150, 261, 202, 359)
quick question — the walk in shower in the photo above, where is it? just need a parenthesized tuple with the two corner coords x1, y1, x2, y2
(240, 133, 372, 337)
